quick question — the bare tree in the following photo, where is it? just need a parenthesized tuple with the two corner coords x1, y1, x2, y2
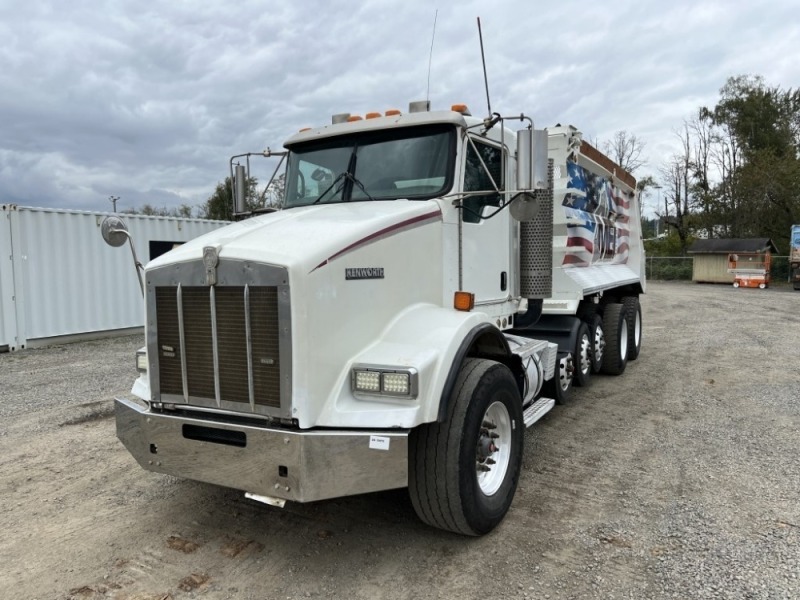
(603, 131, 647, 173)
(657, 125, 694, 254)
(688, 111, 716, 236)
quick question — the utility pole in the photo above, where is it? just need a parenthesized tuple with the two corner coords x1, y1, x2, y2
(109, 195, 119, 212)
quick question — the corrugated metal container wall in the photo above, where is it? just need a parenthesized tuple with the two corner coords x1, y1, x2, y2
(0, 207, 17, 349)
(692, 254, 735, 283)
(4, 206, 228, 348)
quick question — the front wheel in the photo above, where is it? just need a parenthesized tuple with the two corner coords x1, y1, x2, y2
(409, 358, 524, 536)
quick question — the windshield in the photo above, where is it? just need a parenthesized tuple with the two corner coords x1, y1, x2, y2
(283, 124, 455, 207)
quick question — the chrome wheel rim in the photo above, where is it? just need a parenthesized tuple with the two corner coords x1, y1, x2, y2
(578, 333, 591, 377)
(594, 324, 605, 365)
(476, 401, 512, 496)
(619, 317, 629, 359)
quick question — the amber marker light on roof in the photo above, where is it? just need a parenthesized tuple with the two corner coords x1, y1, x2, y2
(385, 109, 401, 116)
(454, 291, 475, 312)
(347, 115, 363, 122)
(451, 103, 470, 114)
(299, 127, 311, 132)
(365, 112, 381, 119)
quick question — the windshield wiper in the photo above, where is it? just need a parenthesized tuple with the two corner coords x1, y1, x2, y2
(312, 144, 358, 205)
(312, 171, 348, 204)
(347, 173, 376, 202)
(311, 144, 375, 204)
(340, 145, 359, 201)
(340, 145, 376, 201)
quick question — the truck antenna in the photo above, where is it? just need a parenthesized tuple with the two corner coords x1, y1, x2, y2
(477, 17, 492, 117)
(426, 9, 438, 103)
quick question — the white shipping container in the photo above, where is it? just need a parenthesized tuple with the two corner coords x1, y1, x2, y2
(0, 205, 228, 351)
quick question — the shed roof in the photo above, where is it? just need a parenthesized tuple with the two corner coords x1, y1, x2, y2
(688, 238, 779, 254)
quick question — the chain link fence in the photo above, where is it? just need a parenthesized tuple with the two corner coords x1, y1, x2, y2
(645, 256, 792, 282)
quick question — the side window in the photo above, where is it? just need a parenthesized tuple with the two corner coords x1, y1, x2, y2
(463, 139, 504, 224)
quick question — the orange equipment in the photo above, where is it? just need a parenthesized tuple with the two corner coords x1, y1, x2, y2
(727, 253, 771, 289)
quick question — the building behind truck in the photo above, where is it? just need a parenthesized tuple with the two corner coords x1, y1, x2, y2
(103, 100, 645, 536)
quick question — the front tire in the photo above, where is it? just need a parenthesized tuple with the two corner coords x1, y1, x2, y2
(409, 358, 524, 536)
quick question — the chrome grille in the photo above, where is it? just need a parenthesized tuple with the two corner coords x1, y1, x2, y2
(155, 285, 282, 411)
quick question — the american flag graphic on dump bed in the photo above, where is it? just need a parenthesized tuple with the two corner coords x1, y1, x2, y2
(562, 161, 631, 267)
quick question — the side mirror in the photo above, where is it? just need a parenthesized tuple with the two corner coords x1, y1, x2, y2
(512, 129, 549, 222)
(234, 164, 247, 214)
(516, 128, 548, 191)
(101, 215, 130, 247)
(100, 216, 145, 295)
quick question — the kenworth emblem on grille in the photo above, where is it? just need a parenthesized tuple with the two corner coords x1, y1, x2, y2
(203, 245, 220, 285)
(345, 267, 384, 280)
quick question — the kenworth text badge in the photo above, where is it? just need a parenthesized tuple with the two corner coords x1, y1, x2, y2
(345, 267, 384, 280)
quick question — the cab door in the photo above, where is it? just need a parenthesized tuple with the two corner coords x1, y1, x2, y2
(459, 136, 512, 304)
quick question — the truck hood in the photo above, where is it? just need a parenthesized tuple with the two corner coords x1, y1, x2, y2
(148, 200, 443, 273)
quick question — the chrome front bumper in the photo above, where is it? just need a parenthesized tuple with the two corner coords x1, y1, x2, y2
(115, 397, 409, 503)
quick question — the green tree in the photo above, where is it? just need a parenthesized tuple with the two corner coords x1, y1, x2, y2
(261, 173, 286, 209)
(706, 76, 800, 248)
(712, 75, 800, 159)
(660, 75, 800, 251)
(199, 172, 285, 220)
(199, 176, 258, 221)
(734, 151, 800, 244)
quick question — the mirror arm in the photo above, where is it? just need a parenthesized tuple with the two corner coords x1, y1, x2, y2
(110, 228, 145, 296)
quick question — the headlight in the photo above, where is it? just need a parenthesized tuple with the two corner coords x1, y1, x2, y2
(353, 370, 381, 392)
(352, 365, 418, 398)
(381, 372, 411, 395)
(136, 348, 148, 373)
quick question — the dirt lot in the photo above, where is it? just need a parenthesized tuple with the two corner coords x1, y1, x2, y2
(1, 281, 798, 600)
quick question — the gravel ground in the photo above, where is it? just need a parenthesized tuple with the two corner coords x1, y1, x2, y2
(0, 281, 798, 600)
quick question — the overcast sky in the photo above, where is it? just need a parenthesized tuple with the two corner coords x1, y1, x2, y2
(1, 0, 798, 216)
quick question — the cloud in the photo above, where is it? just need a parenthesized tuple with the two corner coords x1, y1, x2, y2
(1, 0, 799, 213)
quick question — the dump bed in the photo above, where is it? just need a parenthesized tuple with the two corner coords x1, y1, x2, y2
(543, 126, 645, 314)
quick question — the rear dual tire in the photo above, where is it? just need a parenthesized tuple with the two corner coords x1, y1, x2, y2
(601, 303, 629, 376)
(587, 313, 605, 374)
(542, 351, 574, 404)
(622, 296, 642, 361)
(573, 322, 592, 387)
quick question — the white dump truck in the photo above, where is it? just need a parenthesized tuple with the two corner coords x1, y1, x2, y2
(104, 100, 645, 535)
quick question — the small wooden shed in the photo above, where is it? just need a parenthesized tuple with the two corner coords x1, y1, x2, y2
(688, 238, 779, 284)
